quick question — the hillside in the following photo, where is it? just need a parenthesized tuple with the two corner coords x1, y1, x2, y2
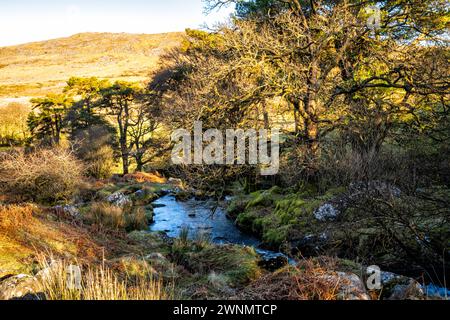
(0, 32, 184, 105)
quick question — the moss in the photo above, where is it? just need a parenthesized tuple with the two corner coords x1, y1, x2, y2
(0, 237, 35, 277)
(127, 231, 171, 254)
(334, 259, 364, 275)
(262, 225, 291, 247)
(232, 186, 347, 248)
(172, 242, 262, 287)
(226, 197, 248, 218)
(130, 188, 159, 206)
(236, 209, 261, 233)
(96, 184, 121, 199)
(246, 186, 282, 209)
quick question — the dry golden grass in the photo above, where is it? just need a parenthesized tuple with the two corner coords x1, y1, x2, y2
(87, 202, 127, 231)
(37, 257, 169, 300)
(0, 204, 88, 276)
(239, 259, 342, 300)
(84, 202, 149, 233)
(0, 203, 141, 277)
(0, 32, 184, 101)
(123, 172, 167, 184)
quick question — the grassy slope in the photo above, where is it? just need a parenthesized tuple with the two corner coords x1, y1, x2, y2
(0, 32, 184, 105)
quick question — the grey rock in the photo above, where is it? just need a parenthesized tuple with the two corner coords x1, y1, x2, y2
(106, 192, 132, 207)
(321, 272, 371, 300)
(53, 205, 80, 218)
(134, 190, 146, 199)
(314, 203, 340, 221)
(388, 280, 425, 300)
(145, 253, 167, 262)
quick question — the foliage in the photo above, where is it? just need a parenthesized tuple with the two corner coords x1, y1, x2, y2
(28, 94, 73, 145)
(0, 148, 84, 204)
(72, 125, 117, 179)
(0, 103, 30, 146)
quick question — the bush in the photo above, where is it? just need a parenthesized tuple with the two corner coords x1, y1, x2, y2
(0, 103, 30, 146)
(72, 125, 116, 179)
(0, 148, 84, 204)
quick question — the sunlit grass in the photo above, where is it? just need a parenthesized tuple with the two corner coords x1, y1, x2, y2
(37, 257, 170, 300)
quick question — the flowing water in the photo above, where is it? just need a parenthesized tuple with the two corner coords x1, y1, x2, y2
(149, 195, 291, 262)
(149, 195, 449, 298)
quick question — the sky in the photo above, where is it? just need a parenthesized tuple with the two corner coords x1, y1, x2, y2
(0, 0, 235, 47)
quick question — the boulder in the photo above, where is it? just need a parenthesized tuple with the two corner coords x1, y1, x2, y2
(337, 272, 371, 300)
(314, 203, 340, 221)
(321, 272, 371, 300)
(291, 233, 328, 257)
(388, 279, 425, 300)
(106, 192, 132, 207)
(133, 189, 159, 205)
(0, 274, 41, 300)
(365, 268, 427, 300)
(54, 205, 80, 218)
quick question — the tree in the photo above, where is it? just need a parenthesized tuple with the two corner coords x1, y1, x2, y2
(64, 77, 111, 132)
(0, 103, 30, 146)
(128, 100, 164, 172)
(99, 81, 142, 175)
(202, 0, 449, 158)
(28, 94, 73, 145)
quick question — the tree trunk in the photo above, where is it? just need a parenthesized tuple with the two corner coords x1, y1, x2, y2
(135, 154, 144, 172)
(304, 60, 320, 155)
(121, 149, 129, 175)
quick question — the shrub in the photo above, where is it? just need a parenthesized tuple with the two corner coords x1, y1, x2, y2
(0, 148, 84, 204)
(72, 126, 116, 179)
(171, 238, 261, 287)
(0, 103, 30, 146)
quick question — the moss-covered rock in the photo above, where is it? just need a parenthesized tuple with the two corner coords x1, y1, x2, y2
(171, 241, 261, 287)
(231, 186, 347, 249)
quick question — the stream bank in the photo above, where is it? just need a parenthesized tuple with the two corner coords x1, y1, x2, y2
(150, 195, 293, 266)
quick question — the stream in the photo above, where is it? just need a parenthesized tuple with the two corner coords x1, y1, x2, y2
(149, 195, 292, 262)
(149, 195, 449, 298)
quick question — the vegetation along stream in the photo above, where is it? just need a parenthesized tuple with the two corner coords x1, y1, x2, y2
(150, 195, 294, 263)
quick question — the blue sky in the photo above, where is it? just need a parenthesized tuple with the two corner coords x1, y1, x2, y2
(0, 0, 235, 46)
